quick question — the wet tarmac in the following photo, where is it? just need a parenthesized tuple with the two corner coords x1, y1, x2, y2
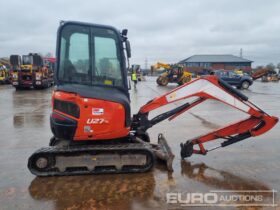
(0, 78, 279, 210)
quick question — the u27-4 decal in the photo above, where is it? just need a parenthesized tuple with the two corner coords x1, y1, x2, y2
(86, 118, 109, 124)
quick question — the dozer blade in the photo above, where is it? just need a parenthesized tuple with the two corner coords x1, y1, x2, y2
(28, 143, 155, 176)
(152, 133, 175, 171)
(135, 133, 174, 171)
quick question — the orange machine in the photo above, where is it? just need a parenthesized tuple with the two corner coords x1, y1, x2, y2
(28, 21, 278, 176)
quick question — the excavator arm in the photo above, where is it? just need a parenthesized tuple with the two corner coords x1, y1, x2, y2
(131, 76, 278, 158)
(153, 62, 172, 70)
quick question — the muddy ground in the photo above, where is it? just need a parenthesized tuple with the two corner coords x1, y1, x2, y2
(0, 77, 279, 210)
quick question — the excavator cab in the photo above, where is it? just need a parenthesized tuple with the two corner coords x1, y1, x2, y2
(56, 23, 129, 88)
(22, 55, 33, 66)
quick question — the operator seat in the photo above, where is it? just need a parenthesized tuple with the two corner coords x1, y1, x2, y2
(64, 60, 77, 81)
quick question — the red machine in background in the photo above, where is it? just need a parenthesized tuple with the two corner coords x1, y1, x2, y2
(28, 21, 278, 176)
(43, 57, 56, 71)
(251, 68, 279, 82)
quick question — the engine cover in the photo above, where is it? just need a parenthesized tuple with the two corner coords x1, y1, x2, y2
(51, 91, 130, 141)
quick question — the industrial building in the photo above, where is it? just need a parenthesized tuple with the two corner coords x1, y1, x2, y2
(179, 54, 253, 72)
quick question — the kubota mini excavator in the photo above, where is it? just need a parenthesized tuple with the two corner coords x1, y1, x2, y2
(28, 21, 278, 176)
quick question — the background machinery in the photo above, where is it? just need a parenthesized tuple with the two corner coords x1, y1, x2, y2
(251, 68, 279, 82)
(0, 63, 9, 84)
(10, 53, 54, 89)
(28, 21, 278, 176)
(153, 62, 192, 86)
(44, 57, 56, 72)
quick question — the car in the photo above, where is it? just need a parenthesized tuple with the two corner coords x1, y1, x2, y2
(214, 70, 253, 89)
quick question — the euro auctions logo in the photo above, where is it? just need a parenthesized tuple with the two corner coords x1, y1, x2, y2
(166, 190, 277, 207)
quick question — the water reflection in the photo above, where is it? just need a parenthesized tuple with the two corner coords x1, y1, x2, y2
(181, 161, 270, 191)
(29, 173, 155, 210)
(180, 160, 273, 208)
(12, 88, 51, 128)
(13, 114, 46, 128)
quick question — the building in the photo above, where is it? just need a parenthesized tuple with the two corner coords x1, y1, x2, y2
(179, 54, 253, 72)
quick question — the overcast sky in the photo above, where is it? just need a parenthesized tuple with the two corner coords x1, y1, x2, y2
(1, 0, 280, 67)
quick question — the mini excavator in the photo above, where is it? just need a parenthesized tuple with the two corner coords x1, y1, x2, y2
(28, 21, 278, 176)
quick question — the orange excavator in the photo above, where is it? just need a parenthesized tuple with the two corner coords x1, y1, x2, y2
(28, 21, 278, 176)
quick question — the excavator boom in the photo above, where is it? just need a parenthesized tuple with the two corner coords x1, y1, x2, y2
(132, 75, 278, 158)
(154, 62, 172, 70)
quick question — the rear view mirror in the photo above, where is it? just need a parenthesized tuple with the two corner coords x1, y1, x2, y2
(125, 40, 131, 58)
(122, 29, 128, 37)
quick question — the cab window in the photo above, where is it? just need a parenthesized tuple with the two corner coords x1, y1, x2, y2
(58, 24, 124, 87)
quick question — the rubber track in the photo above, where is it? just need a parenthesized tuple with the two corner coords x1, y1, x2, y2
(28, 143, 155, 176)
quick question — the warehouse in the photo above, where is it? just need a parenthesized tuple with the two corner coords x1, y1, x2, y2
(179, 54, 253, 72)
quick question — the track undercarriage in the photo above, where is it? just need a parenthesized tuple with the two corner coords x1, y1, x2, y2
(28, 134, 174, 176)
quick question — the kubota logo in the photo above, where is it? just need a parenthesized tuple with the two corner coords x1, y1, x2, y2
(92, 108, 104, 115)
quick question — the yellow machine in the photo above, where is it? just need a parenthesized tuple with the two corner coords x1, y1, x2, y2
(0, 63, 9, 84)
(153, 62, 192, 86)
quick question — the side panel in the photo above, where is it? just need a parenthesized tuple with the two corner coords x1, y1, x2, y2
(52, 91, 130, 140)
(74, 97, 129, 140)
